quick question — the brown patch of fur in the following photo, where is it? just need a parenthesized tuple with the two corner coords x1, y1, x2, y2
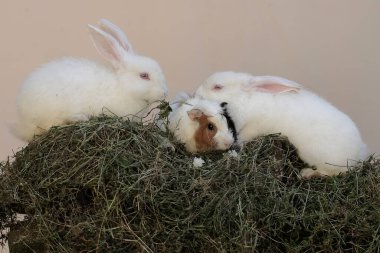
(193, 115, 217, 152)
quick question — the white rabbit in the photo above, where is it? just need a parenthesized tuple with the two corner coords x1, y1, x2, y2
(14, 19, 168, 141)
(195, 71, 368, 178)
(168, 93, 235, 153)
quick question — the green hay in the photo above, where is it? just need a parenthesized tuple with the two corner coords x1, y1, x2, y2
(0, 110, 379, 252)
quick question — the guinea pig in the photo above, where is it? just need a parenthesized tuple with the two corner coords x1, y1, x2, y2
(168, 92, 236, 153)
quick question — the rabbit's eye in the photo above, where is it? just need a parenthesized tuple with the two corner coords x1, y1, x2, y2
(212, 84, 223, 91)
(140, 72, 150, 80)
(207, 123, 214, 131)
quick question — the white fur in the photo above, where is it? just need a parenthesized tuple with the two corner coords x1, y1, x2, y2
(193, 157, 205, 167)
(14, 19, 167, 141)
(195, 71, 368, 178)
(168, 95, 234, 153)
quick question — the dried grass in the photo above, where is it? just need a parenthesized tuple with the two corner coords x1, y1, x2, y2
(0, 104, 379, 252)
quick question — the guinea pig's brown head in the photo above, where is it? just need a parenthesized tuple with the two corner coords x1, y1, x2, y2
(187, 108, 234, 153)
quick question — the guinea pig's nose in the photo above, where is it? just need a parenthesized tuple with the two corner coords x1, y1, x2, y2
(224, 140, 233, 148)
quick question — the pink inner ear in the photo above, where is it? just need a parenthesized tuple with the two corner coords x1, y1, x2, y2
(212, 84, 223, 91)
(187, 109, 204, 121)
(256, 83, 300, 94)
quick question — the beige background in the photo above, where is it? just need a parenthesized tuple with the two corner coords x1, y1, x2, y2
(1, 0, 379, 163)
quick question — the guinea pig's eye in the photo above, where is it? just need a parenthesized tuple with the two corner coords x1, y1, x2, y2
(207, 123, 214, 131)
(140, 72, 150, 80)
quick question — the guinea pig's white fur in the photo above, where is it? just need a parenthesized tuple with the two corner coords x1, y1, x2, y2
(195, 71, 368, 178)
(168, 95, 235, 153)
(14, 19, 167, 141)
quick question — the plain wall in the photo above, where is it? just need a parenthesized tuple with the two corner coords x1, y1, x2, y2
(1, 0, 379, 161)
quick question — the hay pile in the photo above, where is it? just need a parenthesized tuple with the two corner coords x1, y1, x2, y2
(0, 111, 379, 252)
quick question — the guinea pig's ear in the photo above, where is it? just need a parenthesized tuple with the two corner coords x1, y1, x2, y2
(243, 76, 302, 94)
(187, 109, 204, 121)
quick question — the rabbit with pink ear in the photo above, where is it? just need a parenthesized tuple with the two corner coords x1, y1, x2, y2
(14, 19, 168, 141)
(195, 71, 368, 178)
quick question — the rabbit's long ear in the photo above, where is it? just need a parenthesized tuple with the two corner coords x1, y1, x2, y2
(243, 76, 302, 94)
(88, 24, 126, 69)
(98, 19, 133, 53)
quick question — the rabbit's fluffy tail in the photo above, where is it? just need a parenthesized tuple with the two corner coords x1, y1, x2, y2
(359, 143, 369, 161)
